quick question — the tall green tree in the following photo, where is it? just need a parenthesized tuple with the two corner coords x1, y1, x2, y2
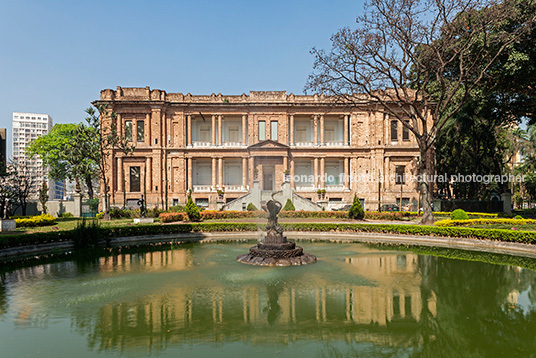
(26, 123, 99, 198)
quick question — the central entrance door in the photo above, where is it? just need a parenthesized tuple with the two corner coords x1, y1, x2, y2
(263, 166, 275, 191)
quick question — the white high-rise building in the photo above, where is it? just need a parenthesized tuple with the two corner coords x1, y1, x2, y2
(12, 112, 65, 200)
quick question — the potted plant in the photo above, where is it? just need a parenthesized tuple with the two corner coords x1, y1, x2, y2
(316, 189, 326, 200)
(217, 189, 225, 199)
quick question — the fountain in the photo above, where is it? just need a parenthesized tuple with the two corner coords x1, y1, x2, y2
(236, 197, 317, 266)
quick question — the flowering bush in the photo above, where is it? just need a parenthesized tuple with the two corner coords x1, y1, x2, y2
(15, 214, 56, 227)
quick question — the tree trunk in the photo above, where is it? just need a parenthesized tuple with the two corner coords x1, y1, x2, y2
(85, 175, 94, 199)
(419, 145, 435, 224)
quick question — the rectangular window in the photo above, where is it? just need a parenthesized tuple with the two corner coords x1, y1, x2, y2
(199, 124, 211, 142)
(125, 121, 133, 141)
(270, 121, 278, 141)
(228, 125, 239, 142)
(391, 121, 398, 141)
(296, 125, 307, 142)
(402, 121, 410, 141)
(258, 121, 266, 141)
(130, 166, 141, 192)
(395, 165, 405, 184)
(137, 120, 144, 142)
(325, 125, 335, 142)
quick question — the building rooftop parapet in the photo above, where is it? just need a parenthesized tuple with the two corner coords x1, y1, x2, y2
(99, 86, 371, 105)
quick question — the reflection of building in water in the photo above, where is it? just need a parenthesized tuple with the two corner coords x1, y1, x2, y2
(74, 249, 437, 351)
(343, 252, 437, 325)
(98, 249, 194, 272)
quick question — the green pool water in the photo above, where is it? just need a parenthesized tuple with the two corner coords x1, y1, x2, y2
(1, 241, 536, 357)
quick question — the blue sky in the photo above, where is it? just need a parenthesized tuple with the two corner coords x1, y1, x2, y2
(0, 0, 365, 158)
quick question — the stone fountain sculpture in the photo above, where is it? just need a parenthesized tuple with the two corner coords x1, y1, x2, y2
(236, 197, 317, 266)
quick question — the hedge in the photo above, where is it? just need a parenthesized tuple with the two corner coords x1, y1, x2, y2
(3, 221, 536, 250)
(159, 210, 417, 222)
(435, 218, 536, 227)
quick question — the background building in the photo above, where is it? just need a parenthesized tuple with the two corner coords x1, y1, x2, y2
(12, 112, 65, 200)
(0, 128, 6, 168)
(97, 87, 429, 211)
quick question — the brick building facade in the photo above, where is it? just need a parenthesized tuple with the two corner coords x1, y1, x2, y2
(96, 87, 427, 211)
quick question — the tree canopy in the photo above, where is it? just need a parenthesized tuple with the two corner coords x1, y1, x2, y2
(306, 0, 535, 222)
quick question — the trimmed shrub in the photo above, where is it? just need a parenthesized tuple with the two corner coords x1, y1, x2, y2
(61, 212, 74, 218)
(246, 203, 258, 211)
(15, 214, 56, 227)
(348, 195, 365, 220)
(451, 209, 469, 220)
(185, 195, 201, 222)
(169, 205, 185, 212)
(282, 199, 296, 211)
(515, 215, 524, 220)
(159, 212, 188, 223)
(435, 218, 536, 227)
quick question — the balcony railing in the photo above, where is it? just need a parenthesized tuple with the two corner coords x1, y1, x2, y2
(295, 185, 315, 192)
(324, 141, 345, 147)
(295, 142, 315, 147)
(326, 184, 345, 191)
(223, 142, 242, 147)
(192, 141, 211, 147)
(224, 185, 244, 192)
(193, 185, 211, 192)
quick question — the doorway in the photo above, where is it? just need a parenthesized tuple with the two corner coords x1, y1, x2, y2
(263, 166, 275, 191)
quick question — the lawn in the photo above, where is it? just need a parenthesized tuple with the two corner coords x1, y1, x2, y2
(11, 217, 161, 234)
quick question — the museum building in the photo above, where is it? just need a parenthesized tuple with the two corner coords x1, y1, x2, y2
(96, 86, 425, 211)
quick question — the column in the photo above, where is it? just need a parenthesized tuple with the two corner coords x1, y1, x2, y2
(290, 157, 295, 188)
(117, 114, 122, 139)
(283, 156, 288, 171)
(146, 157, 153, 192)
(211, 115, 216, 146)
(258, 165, 263, 188)
(187, 157, 193, 191)
(314, 158, 319, 189)
(344, 157, 349, 189)
(344, 114, 349, 146)
(242, 115, 247, 146)
(249, 156, 255, 187)
(313, 115, 319, 145)
(146, 113, 151, 145)
(212, 158, 217, 189)
(218, 115, 223, 146)
(187, 114, 192, 146)
(242, 157, 247, 188)
(218, 157, 223, 188)
(320, 115, 325, 145)
(320, 157, 325, 188)
(117, 157, 123, 192)
(289, 114, 294, 146)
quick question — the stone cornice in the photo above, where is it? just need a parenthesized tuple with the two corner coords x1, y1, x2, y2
(97, 86, 373, 106)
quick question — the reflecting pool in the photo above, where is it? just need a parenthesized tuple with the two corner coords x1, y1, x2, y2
(1, 241, 536, 357)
